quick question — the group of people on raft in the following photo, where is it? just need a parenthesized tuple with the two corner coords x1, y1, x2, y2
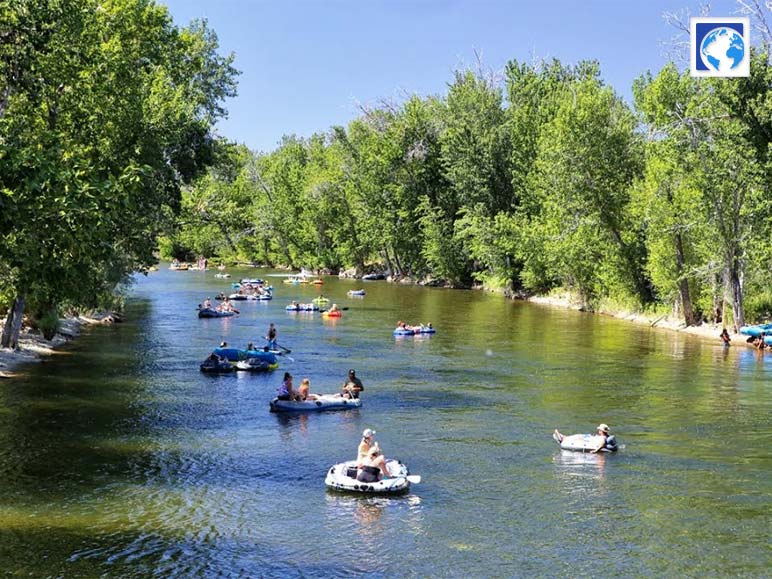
(395, 321, 433, 332)
(199, 296, 237, 313)
(276, 368, 364, 402)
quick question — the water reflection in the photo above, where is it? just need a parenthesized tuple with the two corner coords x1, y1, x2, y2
(553, 450, 609, 494)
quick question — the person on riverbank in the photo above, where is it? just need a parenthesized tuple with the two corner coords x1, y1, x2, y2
(277, 372, 295, 401)
(720, 328, 731, 346)
(267, 323, 277, 349)
(341, 369, 364, 399)
(357, 428, 379, 465)
(357, 446, 392, 482)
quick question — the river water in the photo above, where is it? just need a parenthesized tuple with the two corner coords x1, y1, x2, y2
(0, 267, 769, 577)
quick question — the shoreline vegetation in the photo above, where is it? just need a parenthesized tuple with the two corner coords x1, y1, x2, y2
(2, 3, 769, 368)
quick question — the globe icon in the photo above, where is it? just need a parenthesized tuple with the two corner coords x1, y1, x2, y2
(700, 27, 745, 72)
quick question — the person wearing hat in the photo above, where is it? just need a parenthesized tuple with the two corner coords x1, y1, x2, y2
(357, 429, 379, 465)
(341, 369, 364, 399)
(554, 423, 613, 453)
(356, 445, 392, 483)
(590, 424, 611, 453)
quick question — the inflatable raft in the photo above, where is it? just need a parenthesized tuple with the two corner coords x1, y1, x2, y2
(347, 289, 366, 296)
(393, 328, 415, 336)
(739, 323, 772, 337)
(198, 308, 235, 318)
(200, 357, 234, 373)
(286, 303, 319, 312)
(228, 292, 272, 301)
(322, 310, 342, 318)
(213, 347, 278, 368)
(269, 394, 362, 413)
(553, 432, 618, 453)
(325, 459, 410, 495)
(235, 358, 272, 371)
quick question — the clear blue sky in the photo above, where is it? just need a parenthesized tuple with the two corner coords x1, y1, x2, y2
(160, 0, 738, 152)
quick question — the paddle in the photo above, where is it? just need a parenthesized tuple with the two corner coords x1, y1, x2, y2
(263, 337, 291, 354)
(319, 307, 350, 313)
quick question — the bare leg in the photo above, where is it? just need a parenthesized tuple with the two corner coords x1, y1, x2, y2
(553, 429, 564, 442)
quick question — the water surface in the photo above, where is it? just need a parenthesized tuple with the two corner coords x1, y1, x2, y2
(0, 268, 769, 576)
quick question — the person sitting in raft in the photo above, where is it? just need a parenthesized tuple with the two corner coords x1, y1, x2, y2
(341, 369, 364, 399)
(215, 292, 226, 301)
(328, 303, 340, 313)
(277, 372, 296, 401)
(203, 297, 212, 309)
(357, 428, 379, 465)
(246, 342, 254, 351)
(554, 423, 614, 453)
(357, 446, 392, 482)
(297, 378, 319, 401)
(720, 328, 731, 346)
(219, 341, 228, 348)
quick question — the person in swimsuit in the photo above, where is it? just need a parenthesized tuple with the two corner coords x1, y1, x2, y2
(277, 372, 295, 401)
(356, 447, 392, 483)
(297, 378, 318, 401)
(554, 423, 612, 453)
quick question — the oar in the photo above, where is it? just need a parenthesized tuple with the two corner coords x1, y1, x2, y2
(264, 337, 291, 354)
(319, 307, 350, 313)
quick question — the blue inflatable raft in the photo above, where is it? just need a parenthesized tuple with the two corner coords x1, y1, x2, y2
(739, 323, 772, 337)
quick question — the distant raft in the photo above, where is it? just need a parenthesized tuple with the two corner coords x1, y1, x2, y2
(286, 303, 319, 312)
(198, 308, 235, 318)
(228, 292, 272, 301)
(347, 289, 366, 296)
(269, 394, 362, 413)
(325, 460, 410, 495)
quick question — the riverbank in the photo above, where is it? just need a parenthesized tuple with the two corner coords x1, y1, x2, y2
(0, 313, 120, 379)
(526, 291, 740, 345)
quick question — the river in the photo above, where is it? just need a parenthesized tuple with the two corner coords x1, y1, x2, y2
(0, 267, 769, 576)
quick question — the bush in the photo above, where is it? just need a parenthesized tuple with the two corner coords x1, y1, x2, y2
(35, 309, 60, 341)
(744, 291, 772, 324)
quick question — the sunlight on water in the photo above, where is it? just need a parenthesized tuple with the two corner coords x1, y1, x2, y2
(0, 267, 769, 576)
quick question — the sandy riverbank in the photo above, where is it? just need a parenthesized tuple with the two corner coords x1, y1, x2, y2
(0, 313, 119, 379)
(526, 292, 744, 346)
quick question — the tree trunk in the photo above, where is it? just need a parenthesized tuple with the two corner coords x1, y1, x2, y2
(1, 295, 26, 350)
(381, 248, 394, 277)
(728, 264, 744, 332)
(673, 233, 697, 326)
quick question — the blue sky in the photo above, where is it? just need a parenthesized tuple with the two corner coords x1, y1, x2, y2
(160, 0, 739, 152)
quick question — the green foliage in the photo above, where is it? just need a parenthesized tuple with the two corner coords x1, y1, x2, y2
(0, 0, 237, 345)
